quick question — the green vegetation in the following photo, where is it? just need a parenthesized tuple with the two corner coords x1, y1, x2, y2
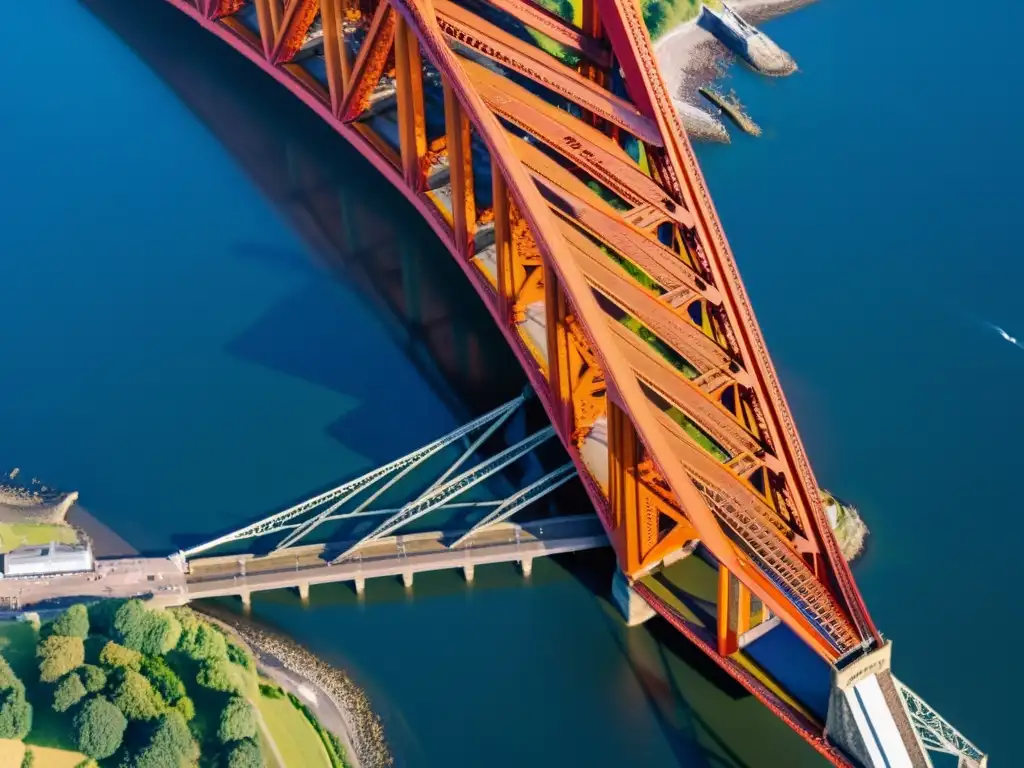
(620, 315, 700, 378)
(50, 607, 88, 640)
(665, 405, 731, 462)
(53, 674, 87, 714)
(0, 524, 77, 555)
(286, 693, 350, 768)
(3, 603, 351, 767)
(0, 651, 32, 740)
(37, 636, 85, 685)
(255, 692, 331, 768)
(73, 698, 126, 760)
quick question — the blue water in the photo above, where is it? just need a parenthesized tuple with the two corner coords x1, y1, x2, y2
(0, 0, 1019, 764)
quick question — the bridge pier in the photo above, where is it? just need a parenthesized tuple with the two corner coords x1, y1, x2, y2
(463, 564, 475, 584)
(297, 582, 310, 603)
(402, 571, 414, 589)
(353, 577, 366, 597)
(239, 590, 251, 609)
(612, 571, 655, 627)
(825, 642, 930, 767)
(519, 557, 533, 578)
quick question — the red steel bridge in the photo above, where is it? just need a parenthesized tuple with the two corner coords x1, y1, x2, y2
(140, 0, 985, 764)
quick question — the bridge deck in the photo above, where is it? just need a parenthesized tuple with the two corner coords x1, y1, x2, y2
(186, 515, 606, 599)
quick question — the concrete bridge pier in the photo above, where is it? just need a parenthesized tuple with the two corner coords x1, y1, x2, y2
(297, 582, 310, 603)
(612, 571, 655, 627)
(353, 577, 366, 597)
(463, 563, 475, 583)
(239, 590, 252, 609)
(519, 557, 533, 578)
(402, 571, 414, 589)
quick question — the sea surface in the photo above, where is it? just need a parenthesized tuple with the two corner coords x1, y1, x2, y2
(1, 0, 1019, 764)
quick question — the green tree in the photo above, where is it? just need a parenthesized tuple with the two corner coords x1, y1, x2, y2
(226, 642, 254, 671)
(53, 672, 88, 713)
(139, 656, 185, 704)
(642, 0, 668, 39)
(88, 599, 125, 637)
(79, 665, 107, 694)
(51, 604, 90, 638)
(19, 747, 34, 768)
(175, 609, 227, 662)
(226, 738, 264, 768)
(173, 696, 195, 723)
(132, 711, 198, 768)
(111, 670, 165, 721)
(37, 635, 85, 683)
(217, 696, 256, 744)
(114, 601, 181, 657)
(73, 696, 127, 759)
(197, 659, 247, 695)
(0, 653, 32, 740)
(98, 641, 142, 672)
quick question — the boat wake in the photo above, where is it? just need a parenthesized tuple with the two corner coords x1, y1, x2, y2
(984, 322, 1024, 350)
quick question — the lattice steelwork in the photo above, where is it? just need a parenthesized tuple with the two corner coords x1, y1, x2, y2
(893, 677, 988, 767)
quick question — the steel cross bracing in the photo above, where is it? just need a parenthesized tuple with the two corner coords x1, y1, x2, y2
(892, 677, 988, 767)
(178, 394, 569, 559)
(159, 0, 981, 762)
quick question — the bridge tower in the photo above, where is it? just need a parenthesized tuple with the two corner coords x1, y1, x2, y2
(155, 0, 985, 763)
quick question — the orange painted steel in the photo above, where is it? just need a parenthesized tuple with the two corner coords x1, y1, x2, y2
(158, 0, 883, 757)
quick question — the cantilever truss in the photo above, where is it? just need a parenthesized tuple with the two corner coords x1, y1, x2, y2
(170, 0, 881, 663)
(893, 678, 988, 768)
(178, 394, 574, 560)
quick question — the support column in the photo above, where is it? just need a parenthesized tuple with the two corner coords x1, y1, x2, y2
(519, 558, 533, 578)
(395, 15, 426, 190)
(608, 401, 642, 573)
(717, 564, 738, 656)
(545, 269, 573, 435)
(402, 571, 414, 589)
(353, 577, 366, 596)
(239, 591, 251, 608)
(463, 563, 475, 583)
(321, 0, 352, 115)
(611, 570, 655, 626)
(444, 78, 476, 257)
(297, 582, 310, 603)
(492, 166, 512, 323)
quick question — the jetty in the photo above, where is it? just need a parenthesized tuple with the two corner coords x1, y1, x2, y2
(699, 87, 762, 136)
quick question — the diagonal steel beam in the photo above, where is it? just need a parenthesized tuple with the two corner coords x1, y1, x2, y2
(448, 463, 576, 548)
(331, 426, 556, 562)
(338, 1, 397, 120)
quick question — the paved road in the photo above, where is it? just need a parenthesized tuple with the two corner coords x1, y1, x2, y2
(186, 516, 607, 600)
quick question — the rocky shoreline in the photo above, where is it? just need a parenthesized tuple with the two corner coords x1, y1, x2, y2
(0, 469, 78, 525)
(196, 603, 393, 768)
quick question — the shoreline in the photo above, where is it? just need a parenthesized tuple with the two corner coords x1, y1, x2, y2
(655, 0, 818, 120)
(196, 603, 393, 768)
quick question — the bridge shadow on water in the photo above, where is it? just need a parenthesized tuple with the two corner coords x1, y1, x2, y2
(81, 2, 796, 765)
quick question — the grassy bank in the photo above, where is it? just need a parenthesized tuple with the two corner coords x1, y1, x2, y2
(0, 523, 77, 554)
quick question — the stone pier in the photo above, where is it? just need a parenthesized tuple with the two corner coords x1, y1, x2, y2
(402, 571, 414, 588)
(353, 577, 366, 596)
(463, 563, 475, 583)
(297, 582, 309, 602)
(519, 557, 533, 578)
(612, 571, 655, 626)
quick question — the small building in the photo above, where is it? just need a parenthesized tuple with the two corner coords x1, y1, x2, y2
(1, 542, 93, 578)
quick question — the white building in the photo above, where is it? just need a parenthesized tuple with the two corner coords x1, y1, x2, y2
(1, 542, 93, 578)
